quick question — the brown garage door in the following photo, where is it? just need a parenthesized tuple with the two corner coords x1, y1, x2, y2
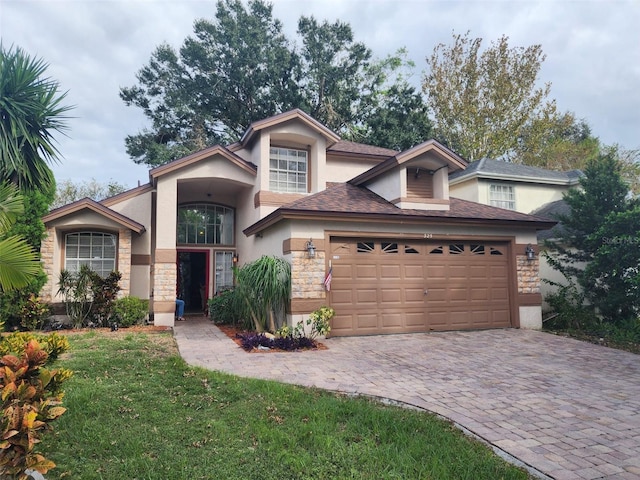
(329, 238, 511, 336)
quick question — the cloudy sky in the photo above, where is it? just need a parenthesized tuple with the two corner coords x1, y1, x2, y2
(2, 0, 639, 189)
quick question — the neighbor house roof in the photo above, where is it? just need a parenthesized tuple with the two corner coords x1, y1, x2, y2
(244, 183, 556, 236)
(327, 140, 399, 159)
(449, 158, 583, 185)
(531, 199, 572, 241)
(43, 198, 146, 234)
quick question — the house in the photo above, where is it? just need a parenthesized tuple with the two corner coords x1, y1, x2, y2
(448, 158, 582, 214)
(40, 110, 555, 335)
(449, 158, 583, 310)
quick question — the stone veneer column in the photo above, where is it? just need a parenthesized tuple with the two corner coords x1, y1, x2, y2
(40, 226, 56, 302)
(290, 251, 326, 299)
(118, 228, 132, 296)
(516, 256, 540, 294)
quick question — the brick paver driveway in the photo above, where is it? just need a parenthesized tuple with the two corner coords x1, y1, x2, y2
(174, 318, 640, 480)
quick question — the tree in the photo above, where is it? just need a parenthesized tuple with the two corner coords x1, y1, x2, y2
(52, 178, 127, 209)
(0, 44, 72, 192)
(513, 112, 600, 170)
(121, 0, 432, 167)
(545, 153, 637, 323)
(0, 182, 41, 291)
(423, 31, 557, 162)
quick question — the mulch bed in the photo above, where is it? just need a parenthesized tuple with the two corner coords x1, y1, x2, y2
(215, 323, 327, 353)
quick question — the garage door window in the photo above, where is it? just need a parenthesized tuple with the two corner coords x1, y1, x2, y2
(357, 242, 374, 253)
(381, 242, 398, 254)
(449, 244, 464, 254)
(404, 245, 419, 254)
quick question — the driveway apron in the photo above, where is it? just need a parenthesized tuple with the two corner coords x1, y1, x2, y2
(174, 318, 640, 480)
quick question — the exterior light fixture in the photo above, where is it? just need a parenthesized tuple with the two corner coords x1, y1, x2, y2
(232, 253, 239, 265)
(525, 243, 536, 261)
(306, 238, 316, 258)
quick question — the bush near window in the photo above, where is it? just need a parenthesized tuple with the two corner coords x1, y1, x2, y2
(112, 297, 149, 327)
(0, 333, 72, 478)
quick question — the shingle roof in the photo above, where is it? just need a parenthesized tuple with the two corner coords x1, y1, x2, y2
(449, 158, 583, 184)
(328, 140, 398, 158)
(244, 183, 556, 235)
(531, 199, 572, 240)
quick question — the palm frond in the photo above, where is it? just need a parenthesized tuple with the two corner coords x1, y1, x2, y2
(0, 235, 40, 290)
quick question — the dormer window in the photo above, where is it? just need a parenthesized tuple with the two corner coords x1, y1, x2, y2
(269, 147, 308, 193)
(489, 184, 515, 210)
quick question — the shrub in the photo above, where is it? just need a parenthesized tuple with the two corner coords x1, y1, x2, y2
(19, 294, 51, 331)
(238, 332, 316, 352)
(91, 271, 121, 327)
(0, 336, 72, 478)
(208, 288, 243, 326)
(112, 296, 149, 327)
(306, 306, 334, 339)
(0, 332, 70, 363)
(544, 282, 597, 330)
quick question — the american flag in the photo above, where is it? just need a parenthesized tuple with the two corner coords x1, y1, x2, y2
(323, 263, 333, 291)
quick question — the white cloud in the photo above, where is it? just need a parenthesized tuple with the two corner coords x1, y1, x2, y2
(2, 0, 639, 189)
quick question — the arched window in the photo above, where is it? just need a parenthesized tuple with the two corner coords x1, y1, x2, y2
(177, 204, 234, 245)
(65, 232, 117, 277)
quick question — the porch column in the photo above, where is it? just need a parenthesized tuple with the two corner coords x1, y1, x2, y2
(153, 178, 178, 326)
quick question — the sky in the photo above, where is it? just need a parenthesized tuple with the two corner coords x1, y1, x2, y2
(1, 0, 639, 189)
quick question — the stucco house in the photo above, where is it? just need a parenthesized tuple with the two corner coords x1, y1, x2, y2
(40, 109, 556, 335)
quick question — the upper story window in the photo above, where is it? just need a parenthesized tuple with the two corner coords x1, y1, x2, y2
(269, 147, 308, 193)
(489, 184, 515, 210)
(65, 232, 116, 277)
(177, 204, 234, 245)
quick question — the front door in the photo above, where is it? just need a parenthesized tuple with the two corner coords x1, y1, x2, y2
(177, 250, 209, 313)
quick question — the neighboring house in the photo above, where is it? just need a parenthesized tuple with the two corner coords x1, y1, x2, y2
(448, 158, 582, 214)
(449, 158, 583, 312)
(40, 110, 555, 335)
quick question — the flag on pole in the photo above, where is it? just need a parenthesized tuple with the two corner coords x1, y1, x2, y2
(323, 261, 333, 291)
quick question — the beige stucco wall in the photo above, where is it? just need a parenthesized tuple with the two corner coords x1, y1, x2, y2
(478, 180, 570, 214)
(449, 178, 480, 203)
(326, 155, 381, 182)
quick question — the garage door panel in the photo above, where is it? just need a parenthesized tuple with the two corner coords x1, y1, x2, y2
(355, 264, 377, 279)
(356, 289, 378, 305)
(380, 264, 401, 278)
(381, 312, 402, 328)
(380, 288, 403, 303)
(404, 264, 424, 279)
(329, 238, 512, 336)
(356, 313, 378, 329)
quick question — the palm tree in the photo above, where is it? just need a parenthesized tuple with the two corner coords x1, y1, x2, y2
(0, 44, 72, 192)
(0, 182, 40, 290)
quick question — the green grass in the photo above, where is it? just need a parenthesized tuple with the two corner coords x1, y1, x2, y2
(39, 330, 532, 479)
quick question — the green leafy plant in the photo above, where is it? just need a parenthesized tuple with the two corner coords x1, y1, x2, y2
(90, 271, 121, 327)
(306, 306, 334, 339)
(234, 256, 291, 333)
(0, 332, 70, 363)
(0, 337, 72, 478)
(208, 288, 244, 327)
(112, 296, 149, 327)
(18, 294, 51, 331)
(57, 266, 94, 328)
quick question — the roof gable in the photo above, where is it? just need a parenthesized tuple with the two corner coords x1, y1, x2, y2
(149, 145, 257, 181)
(349, 139, 467, 186)
(240, 109, 341, 147)
(43, 198, 145, 234)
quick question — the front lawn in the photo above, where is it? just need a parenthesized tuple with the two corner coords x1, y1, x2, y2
(40, 330, 532, 479)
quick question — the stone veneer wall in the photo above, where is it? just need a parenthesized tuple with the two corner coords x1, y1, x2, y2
(117, 228, 131, 296)
(154, 262, 177, 302)
(40, 226, 56, 302)
(290, 251, 326, 299)
(517, 255, 540, 294)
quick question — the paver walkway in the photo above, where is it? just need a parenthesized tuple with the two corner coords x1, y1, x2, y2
(174, 317, 640, 480)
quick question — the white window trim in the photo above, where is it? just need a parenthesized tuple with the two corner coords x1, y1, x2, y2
(269, 146, 308, 193)
(489, 184, 516, 210)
